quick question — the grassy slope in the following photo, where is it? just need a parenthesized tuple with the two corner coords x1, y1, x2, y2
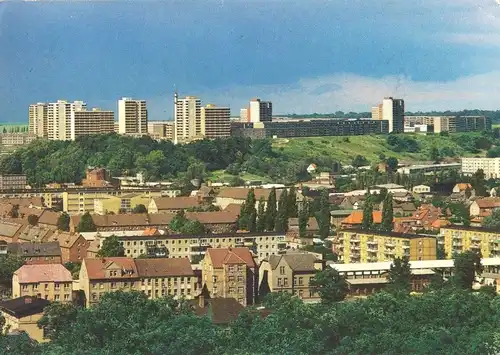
(272, 134, 486, 165)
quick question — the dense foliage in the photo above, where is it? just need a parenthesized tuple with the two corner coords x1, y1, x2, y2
(1, 286, 499, 354)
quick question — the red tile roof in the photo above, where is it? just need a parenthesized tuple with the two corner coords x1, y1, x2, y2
(342, 211, 383, 225)
(152, 197, 201, 210)
(206, 248, 255, 268)
(15, 264, 72, 283)
(83, 257, 138, 280)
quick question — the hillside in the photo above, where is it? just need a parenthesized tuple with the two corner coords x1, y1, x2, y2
(272, 133, 488, 166)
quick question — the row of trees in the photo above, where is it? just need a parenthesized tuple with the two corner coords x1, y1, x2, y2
(361, 190, 394, 232)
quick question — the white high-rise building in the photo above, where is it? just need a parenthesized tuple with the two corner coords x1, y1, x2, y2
(381, 97, 404, 133)
(240, 108, 248, 121)
(174, 94, 201, 143)
(28, 102, 48, 138)
(461, 158, 500, 179)
(118, 98, 148, 135)
(248, 98, 272, 123)
(47, 100, 86, 140)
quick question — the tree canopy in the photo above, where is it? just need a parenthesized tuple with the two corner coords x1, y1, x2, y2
(96, 235, 125, 257)
(76, 212, 96, 233)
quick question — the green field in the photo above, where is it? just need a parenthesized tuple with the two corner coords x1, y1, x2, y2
(272, 134, 486, 165)
(208, 170, 270, 183)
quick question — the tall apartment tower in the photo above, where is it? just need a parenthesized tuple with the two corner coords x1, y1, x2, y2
(28, 103, 48, 138)
(118, 98, 148, 135)
(47, 100, 87, 140)
(174, 94, 201, 143)
(381, 97, 404, 133)
(200, 104, 231, 139)
(371, 104, 383, 121)
(70, 108, 114, 140)
(248, 98, 272, 123)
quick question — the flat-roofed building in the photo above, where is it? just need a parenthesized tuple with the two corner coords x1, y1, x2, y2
(70, 108, 114, 140)
(0, 174, 27, 190)
(334, 229, 436, 263)
(174, 94, 202, 143)
(200, 104, 231, 139)
(118, 97, 148, 135)
(439, 226, 500, 258)
(29, 102, 48, 138)
(461, 157, 500, 179)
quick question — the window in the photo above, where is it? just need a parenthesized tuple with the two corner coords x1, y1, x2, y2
(238, 275, 243, 282)
(124, 282, 128, 288)
(229, 266, 235, 273)
(111, 282, 117, 289)
(298, 290, 304, 298)
(55, 295, 60, 301)
(277, 278, 282, 287)
(229, 287, 235, 294)
(55, 283, 61, 290)
(284, 278, 288, 287)
(238, 287, 244, 294)
(299, 277, 303, 286)
(229, 276, 234, 282)
(64, 294, 70, 300)
(279, 266, 285, 275)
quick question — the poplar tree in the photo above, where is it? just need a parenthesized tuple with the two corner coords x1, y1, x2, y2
(275, 189, 288, 232)
(362, 191, 374, 230)
(265, 187, 277, 231)
(381, 192, 394, 232)
(256, 197, 266, 233)
(287, 186, 298, 218)
(298, 200, 309, 238)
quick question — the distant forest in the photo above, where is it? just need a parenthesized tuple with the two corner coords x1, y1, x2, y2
(281, 110, 500, 122)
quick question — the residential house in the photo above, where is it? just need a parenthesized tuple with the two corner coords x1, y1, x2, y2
(12, 264, 73, 302)
(37, 210, 61, 230)
(287, 217, 319, 237)
(259, 251, 323, 302)
(148, 197, 202, 214)
(330, 210, 354, 229)
(453, 183, 472, 194)
(69, 213, 173, 233)
(411, 205, 450, 231)
(0, 296, 51, 343)
(185, 211, 238, 234)
(201, 247, 257, 306)
(16, 225, 54, 244)
(81, 167, 111, 188)
(44, 231, 92, 263)
(79, 257, 196, 307)
(392, 191, 413, 202)
(333, 229, 437, 263)
(214, 188, 285, 210)
(469, 198, 500, 217)
(8, 242, 62, 265)
(339, 196, 365, 210)
(412, 185, 431, 194)
(340, 211, 386, 229)
(0, 221, 23, 242)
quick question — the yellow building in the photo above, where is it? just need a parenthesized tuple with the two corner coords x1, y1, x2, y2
(258, 251, 323, 302)
(94, 193, 151, 215)
(0, 296, 50, 343)
(79, 257, 196, 307)
(63, 189, 162, 214)
(335, 229, 436, 263)
(439, 226, 500, 259)
(201, 247, 257, 306)
(12, 264, 73, 303)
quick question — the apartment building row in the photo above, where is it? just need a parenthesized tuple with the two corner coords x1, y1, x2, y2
(333, 229, 437, 264)
(404, 115, 491, 134)
(461, 157, 500, 179)
(439, 226, 500, 258)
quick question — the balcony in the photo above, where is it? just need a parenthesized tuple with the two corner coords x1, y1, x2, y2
(367, 240, 378, 246)
(470, 244, 481, 250)
(385, 242, 396, 248)
(452, 242, 462, 247)
(471, 236, 481, 242)
(367, 247, 378, 253)
(403, 245, 410, 249)
(384, 250, 395, 255)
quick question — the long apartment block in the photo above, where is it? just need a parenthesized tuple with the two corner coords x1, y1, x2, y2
(115, 232, 287, 262)
(334, 229, 436, 263)
(439, 226, 500, 258)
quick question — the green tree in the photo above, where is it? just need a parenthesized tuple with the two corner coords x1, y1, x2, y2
(37, 302, 79, 341)
(27, 214, 39, 226)
(286, 186, 298, 218)
(316, 189, 331, 239)
(452, 251, 483, 290)
(437, 245, 446, 260)
(380, 192, 394, 232)
(386, 157, 399, 172)
(352, 155, 369, 168)
(0, 254, 25, 285)
(169, 209, 187, 232)
(97, 235, 125, 257)
(77, 212, 96, 232)
(429, 146, 441, 162)
(298, 200, 309, 238)
(265, 188, 277, 231)
(132, 204, 147, 213)
(9, 204, 19, 218)
(472, 169, 487, 197)
(310, 267, 348, 304)
(256, 197, 266, 233)
(274, 189, 288, 232)
(483, 209, 500, 229)
(387, 256, 412, 295)
(180, 220, 206, 235)
(362, 191, 374, 230)
(247, 210, 257, 233)
(57, 212, 70, 231)
(238, 189, 257, 231)
(64, 262, 81, 279)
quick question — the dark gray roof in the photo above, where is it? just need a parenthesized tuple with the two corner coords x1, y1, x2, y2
(0, 296, 50, 318)
(8, 242, 61, 257)
(268, 253, 319, 272)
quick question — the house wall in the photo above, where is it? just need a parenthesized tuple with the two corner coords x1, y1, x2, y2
(2, 311, 46, 343)
(13, 277, 72, 303)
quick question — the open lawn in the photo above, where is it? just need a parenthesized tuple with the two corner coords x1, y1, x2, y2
(208, 170, 270, 183)
(272, 134, 486, 165)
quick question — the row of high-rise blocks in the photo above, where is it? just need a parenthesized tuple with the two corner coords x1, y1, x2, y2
(28, 98, 147, 141)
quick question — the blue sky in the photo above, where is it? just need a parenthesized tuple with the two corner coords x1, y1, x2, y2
(1, 0, 500, 122)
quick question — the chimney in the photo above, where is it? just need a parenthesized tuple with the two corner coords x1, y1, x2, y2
(24, 296, 32, 304)
(101, 258, 106, 264)
(198, 294, 205, 308)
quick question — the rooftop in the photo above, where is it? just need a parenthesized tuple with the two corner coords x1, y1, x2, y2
(0, 296, 50, 318)
(207, 248, 256, 268)
(135, 258, 194, 277)
(15, 264, 72, 283)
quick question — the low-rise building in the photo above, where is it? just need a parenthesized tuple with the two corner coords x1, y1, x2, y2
(469, 198, 500, 217)
(148, 196, 201, 214)
(0, 296, 50, 343)
(0, 174, 27, 190)
(215, 188, 285, 210)
(94, 193, 151, 215)
(341, 211, 384, 229)
(8, 242, 62, 265)
(259, 251, 323, 303)
(12, 264, 73, 302)
(79, 257, 196, 307)
(462, 157, 500, 179)
(44, 231, 92, 263)
(334, 229, 437, 263)
(201, 247, 257, 306)
(439, 226, 500, 258)
(412, 185, 431, 194)
(287, 217, 319, 237)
